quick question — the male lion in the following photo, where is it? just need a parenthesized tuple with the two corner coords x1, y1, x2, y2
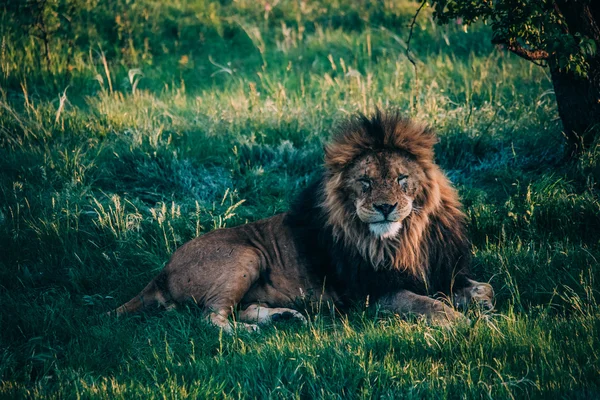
(114, 111, 493, 332)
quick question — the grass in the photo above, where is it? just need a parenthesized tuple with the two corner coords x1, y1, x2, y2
(1, 0, 600, 398)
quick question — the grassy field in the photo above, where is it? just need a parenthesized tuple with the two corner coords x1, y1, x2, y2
(1, 0, 600, 398)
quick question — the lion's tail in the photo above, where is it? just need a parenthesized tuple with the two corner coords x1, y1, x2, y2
(110, 273, 170, 316)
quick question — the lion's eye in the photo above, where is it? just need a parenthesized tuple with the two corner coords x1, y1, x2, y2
(397, 175, 408, 185)
(358, 178, 372, 190)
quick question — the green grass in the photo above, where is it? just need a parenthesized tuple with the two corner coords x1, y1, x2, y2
(1, 0, 600, 398)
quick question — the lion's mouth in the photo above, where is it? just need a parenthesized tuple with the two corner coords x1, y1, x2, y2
(369, 221, 402, 239)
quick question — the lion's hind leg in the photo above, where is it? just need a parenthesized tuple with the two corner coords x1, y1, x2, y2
(238, 304, 307, 325)
(199, 247, 266, 334)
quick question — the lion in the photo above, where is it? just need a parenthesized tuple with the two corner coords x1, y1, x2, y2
(113, 111, 494, 332)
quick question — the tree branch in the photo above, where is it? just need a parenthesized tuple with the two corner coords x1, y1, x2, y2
(406, 0, 427, 110)
(506, 41, 549, 61)
(406, 0, 427, 67)
(492, 38, 549, 65)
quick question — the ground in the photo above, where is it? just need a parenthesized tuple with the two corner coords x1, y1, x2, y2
(1, 0, 599, 398)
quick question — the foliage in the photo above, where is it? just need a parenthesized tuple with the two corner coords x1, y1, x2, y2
(431, 0, 597, 75)
(1, 0, 599, 398)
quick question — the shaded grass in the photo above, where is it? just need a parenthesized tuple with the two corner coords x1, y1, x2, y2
(1, 0, 600, 398)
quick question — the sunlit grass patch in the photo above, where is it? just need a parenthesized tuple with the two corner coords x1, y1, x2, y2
(1, 0, 599, 398)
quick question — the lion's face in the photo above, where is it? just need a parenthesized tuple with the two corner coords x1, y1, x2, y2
(344, 150, 425, 239)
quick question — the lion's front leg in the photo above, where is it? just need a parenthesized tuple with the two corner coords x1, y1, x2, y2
(453, 279, 494, 311)
(378, 290, 467, 326)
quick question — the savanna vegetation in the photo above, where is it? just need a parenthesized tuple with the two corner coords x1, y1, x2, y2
(431, 0, 600, 155)
(1, 0, 599, 398)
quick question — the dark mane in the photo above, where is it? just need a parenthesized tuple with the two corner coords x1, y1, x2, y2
(286, 111, 471, 304)
(324, 110, 438, 171)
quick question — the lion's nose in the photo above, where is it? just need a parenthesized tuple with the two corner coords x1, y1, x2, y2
(373, 203, 397, 218)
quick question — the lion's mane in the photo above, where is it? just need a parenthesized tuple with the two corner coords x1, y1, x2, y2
(287, 111, 471, 301)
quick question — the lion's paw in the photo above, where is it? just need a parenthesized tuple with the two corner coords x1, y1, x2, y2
(470, 282, 494, 311)
(235, 322, 260, 333)
(271, 310, 307, 324)
(455, 280, 495, 312)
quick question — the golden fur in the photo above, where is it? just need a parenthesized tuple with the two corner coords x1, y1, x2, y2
(114, 111, 493, 331)
(321, 112, 468, 280)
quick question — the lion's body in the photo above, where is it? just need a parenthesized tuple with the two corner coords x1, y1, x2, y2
(115, 112, 493, 331)
(116, 213, 334, 320)
(156, 213, 337, 310)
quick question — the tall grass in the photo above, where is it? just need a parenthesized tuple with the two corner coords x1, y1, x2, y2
(1, 0, 599, 398)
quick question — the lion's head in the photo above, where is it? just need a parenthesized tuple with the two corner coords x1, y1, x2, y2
(321, 111, 466, 275)
(340, 148, 426, 239)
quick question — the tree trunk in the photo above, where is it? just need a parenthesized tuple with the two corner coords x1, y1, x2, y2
(552, 0, 600, 156)
(550, 58, 600, 156)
